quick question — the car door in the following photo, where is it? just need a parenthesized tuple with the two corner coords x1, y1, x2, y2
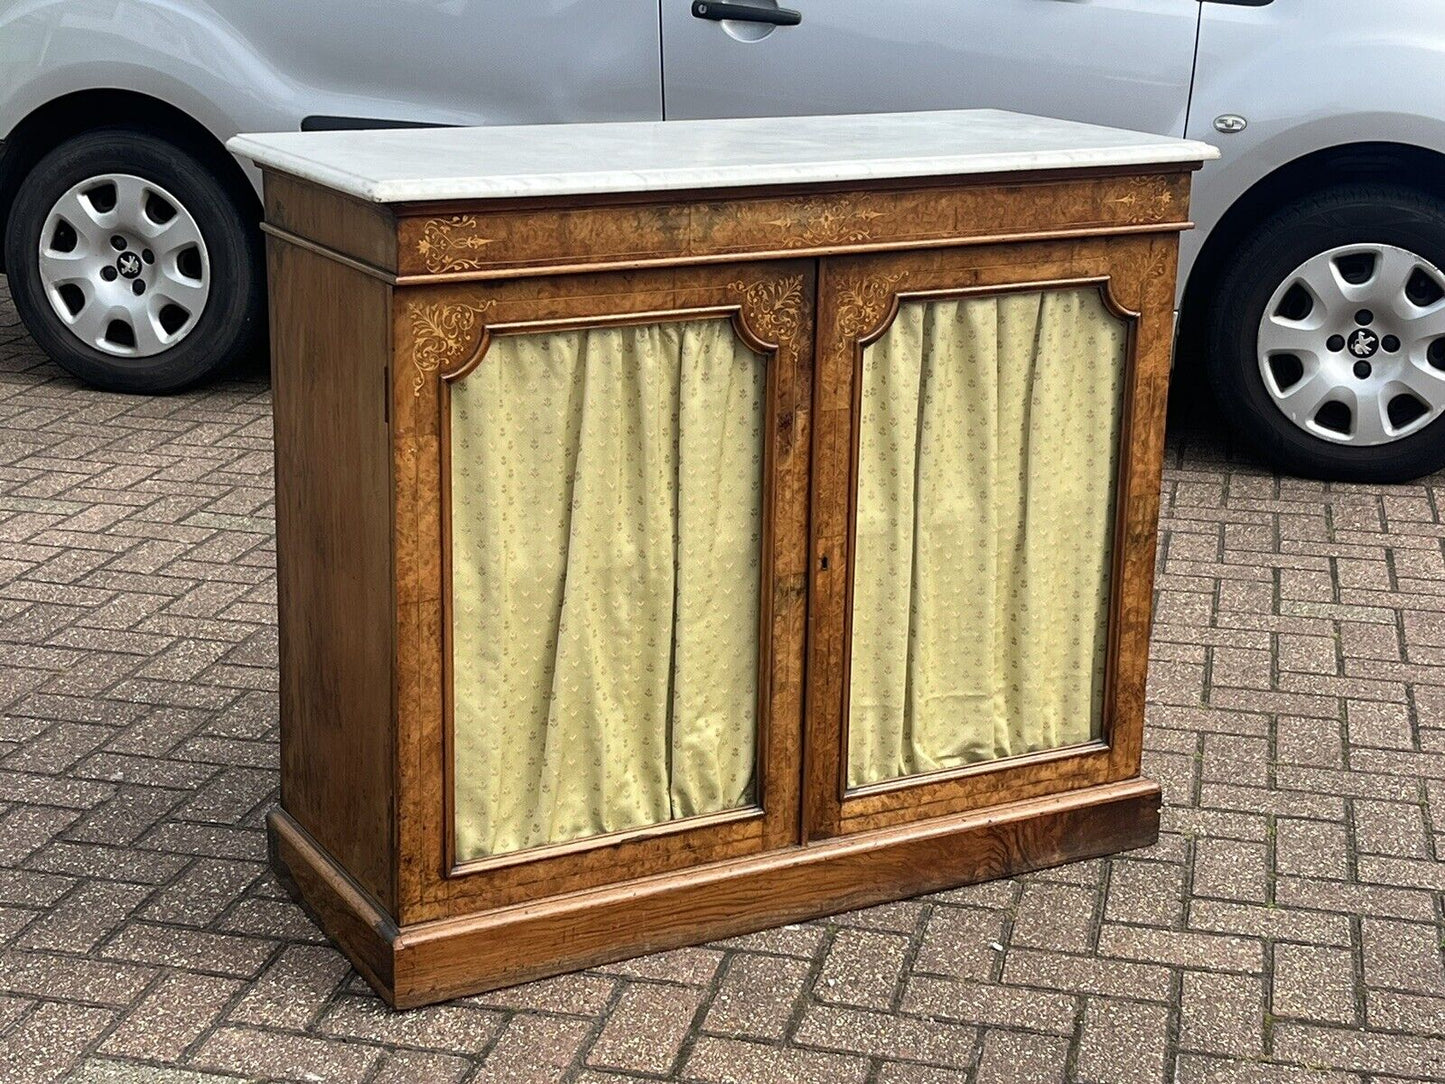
(213, 0, 663, 129)
(661, 0, 1199, 137)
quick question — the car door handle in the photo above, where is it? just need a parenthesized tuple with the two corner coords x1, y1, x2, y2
(691, 2, 802, 26)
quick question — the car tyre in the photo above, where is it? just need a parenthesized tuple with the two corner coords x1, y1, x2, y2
(1205, 183, 1445, 483)
(3, 127, 263, 393)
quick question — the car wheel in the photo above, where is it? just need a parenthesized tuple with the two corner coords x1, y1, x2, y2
(1205, 184, 1445, 482)
(3, 128, 263, 393)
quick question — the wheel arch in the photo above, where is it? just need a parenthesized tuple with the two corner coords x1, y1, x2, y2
(0, 89, 260, 271)
(1179, 140, 1445, 353)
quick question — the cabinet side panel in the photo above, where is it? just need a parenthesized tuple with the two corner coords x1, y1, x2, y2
(269, 238, 396, 914)
(265, 174, 398, 273)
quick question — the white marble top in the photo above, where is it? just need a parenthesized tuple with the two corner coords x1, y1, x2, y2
(228, 109, 1217, 205)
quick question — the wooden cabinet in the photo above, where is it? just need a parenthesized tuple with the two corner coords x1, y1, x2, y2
(234, 111, 1213, 1008)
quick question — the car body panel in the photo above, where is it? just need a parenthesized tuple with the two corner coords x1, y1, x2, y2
(2, 0, 1445, 310)
(0, 1, 663, 145)
(660, 0, 1199, 140)
(1183, 0, 1445, 288)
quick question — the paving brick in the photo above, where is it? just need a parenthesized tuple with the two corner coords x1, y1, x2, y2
(593, 945, 723, 986)
(190, 1024, 383, 1083)
(1145, 748, 1200, 804)
(913, 905, 1006, 981)
(1347, 700, 1415, 749)
(1174, 1054, 1362, 1084)
(1192, 838, 1270, 903)
(28, 802, 178, 857)
(1272, 944, 1357, 1025)
(468, 971, 616, 1015)
(2, 1000, 115, 1084)
(1272, 1022, 1445, 1080)
(872, 1064, 968, 1084)
(1201, 733, 1270, 787)
(100, 920, 274, 977)
(13, 878, 150, 953)
(1275, 716, 1345, 769)
(67, 785, 186, 847)
(1187, 900, 1351, 947)
(1278, 634, 1339, 675)
(1275, 818, 1351, 880)
(317, 993, 503, 1052)
(1357, 854, 1445, 890)
(371, 1050, 473, 1084)
(1365, 989, 1445, 1038)
(1075, 996, 1170, 1084)
(1199, 783, 1344, 820)
(1274, 876, 1437, 922)
(1359, 917, 1444, 995)
(711, 922, 826, 958)
(815, 926, 909, 1008)
(69, 1059, 245, 1084)
(832, 899, 927, 934)
(973, 1029, 1071, 1084)
(1000, 948, 1173, 1003)
(793, 1003, 977, 1068)
(0, 949, 154, 1006)
(585, 981, 705, 1074)
(1105, 858, 1186, 928)
(684, 1036, 870, 1084)
(227, 942, 346, 1028)
(1178, 971, 1264, 1056)
(0, 805, 80, 865)
(1098, 924, 1263, 973)
(705, 951, 810, 1038)
(900, 975, 1078, 1034)
(99, 970, 245, 1061)
(1351, 799, 1431, 858)
(1011, 881, 1097, 953)
(471, 1012, 592, 1084)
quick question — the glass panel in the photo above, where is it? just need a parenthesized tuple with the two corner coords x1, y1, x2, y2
(450, 318, 767, 861)
(847, 287, 1128, 788)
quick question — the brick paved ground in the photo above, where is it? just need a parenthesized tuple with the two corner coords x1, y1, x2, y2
(1, 276, 1442, 1084)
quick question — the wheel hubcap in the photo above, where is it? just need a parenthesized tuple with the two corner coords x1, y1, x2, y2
(1257, 243, 1445, 446)
(1347, 327, 1379, 359)
(38, 173, 209, 359)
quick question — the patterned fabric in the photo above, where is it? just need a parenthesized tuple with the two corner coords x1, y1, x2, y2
(848, 288, 1127, 787)
(451, 319, 766, 861)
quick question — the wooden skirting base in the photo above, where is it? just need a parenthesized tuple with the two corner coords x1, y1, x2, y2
(269, 778, 1160, 1009)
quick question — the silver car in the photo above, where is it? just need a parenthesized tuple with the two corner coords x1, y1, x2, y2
(1, 0, 1444, 481)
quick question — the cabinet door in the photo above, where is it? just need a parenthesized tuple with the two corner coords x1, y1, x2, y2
(806, 237, 1177, 839)
(393, 262, 813, 920)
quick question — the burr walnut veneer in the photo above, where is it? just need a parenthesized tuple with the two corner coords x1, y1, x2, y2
(232, 111, 1214, 1008)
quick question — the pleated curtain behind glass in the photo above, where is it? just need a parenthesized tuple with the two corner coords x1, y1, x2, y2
(450, 319, 766, 861)
(848, 286, 1128, 788)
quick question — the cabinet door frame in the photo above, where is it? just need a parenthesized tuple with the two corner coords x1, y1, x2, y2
(391, 260, 815, 923)
(805, 235, 1179, 840)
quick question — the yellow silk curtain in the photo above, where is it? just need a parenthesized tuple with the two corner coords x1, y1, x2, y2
(848, 287, 1127, 788)
(451, 319, 765, 861)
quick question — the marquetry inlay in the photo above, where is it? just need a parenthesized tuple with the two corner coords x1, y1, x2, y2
(416, 215, 495, 274)
(765, 197, 884, 246)
(406, 299, 493, 394)
(731, 273, 805, 349)
(392, 172, 1196, 281)
(836, 271, 908, 339)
